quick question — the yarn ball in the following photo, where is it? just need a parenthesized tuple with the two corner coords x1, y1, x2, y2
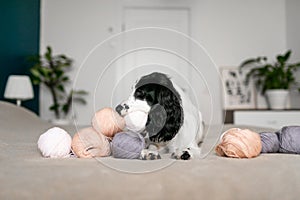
(260, 132, 280, 153)
(215, 128, 262, 158)
(71, 127, 111, 158)
(37, 127, 72, 158)
(92, 107, 125, 138)
(277, 126, 300, 154)
(111, 132, 145, 159)
(124, 111, 148, 133)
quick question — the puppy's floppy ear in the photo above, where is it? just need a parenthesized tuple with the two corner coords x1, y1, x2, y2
(146, 104, 167, 138)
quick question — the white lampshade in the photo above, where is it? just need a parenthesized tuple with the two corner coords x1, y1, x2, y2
(4, 75, 34, 106)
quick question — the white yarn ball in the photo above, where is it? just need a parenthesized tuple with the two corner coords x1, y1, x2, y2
(37, 127, 72, 158)
(124, 111, 148, 133)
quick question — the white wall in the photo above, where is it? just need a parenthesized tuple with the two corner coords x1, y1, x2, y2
(41, 0, 287, 125)
(286, 0, 300, 62)
(190, 0, 286, 109)
(286, 0, 300, 108)
(191, 0, 286, 66)
(40, 0, 122, 124)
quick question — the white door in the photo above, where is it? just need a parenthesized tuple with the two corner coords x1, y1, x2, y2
(124, 8, 189, 33)
(114, 8, 191, 102)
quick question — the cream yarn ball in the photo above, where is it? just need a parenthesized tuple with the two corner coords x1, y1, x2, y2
(71, 127, 111, 158)
(37, 127, 72, 158)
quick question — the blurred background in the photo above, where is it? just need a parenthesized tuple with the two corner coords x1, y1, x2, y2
(1, 0, 299, 126)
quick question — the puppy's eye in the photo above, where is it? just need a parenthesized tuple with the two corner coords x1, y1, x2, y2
(135, 90, 145, 100)
(124, 104, 129, 109)
(146, 95, 154, 103)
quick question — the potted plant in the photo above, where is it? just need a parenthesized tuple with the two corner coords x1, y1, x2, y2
(29, 46, 87, 123)
(240, 50, 300, 109)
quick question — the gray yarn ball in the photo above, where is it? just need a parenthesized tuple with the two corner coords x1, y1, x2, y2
(277, 126, 300, 154)
(260, 132, 280, 153)
(111, 132, 145, 159)
(260, 126, 300, 154)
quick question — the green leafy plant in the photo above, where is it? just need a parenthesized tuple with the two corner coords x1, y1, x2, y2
(239, 50, 300, 94)
(29, 46, 87, 119)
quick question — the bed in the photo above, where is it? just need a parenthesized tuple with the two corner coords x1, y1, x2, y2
(1, 101, 299, 200)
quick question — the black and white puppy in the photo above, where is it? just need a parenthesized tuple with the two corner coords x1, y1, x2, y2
(115, 72, 204, 160)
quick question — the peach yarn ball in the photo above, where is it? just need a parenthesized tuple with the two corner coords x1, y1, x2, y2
(71, 127, 111, 158)
(92, 107, 125, 138)
(215, 128, 262, 158)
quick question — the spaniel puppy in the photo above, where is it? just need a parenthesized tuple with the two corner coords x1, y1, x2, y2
(115, 72, 204, 160)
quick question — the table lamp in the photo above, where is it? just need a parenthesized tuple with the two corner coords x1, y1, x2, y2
(4, 75, 34, 106)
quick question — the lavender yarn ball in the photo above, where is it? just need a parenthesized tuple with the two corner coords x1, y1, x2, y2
(260, 126, 300, 154)
(277, 126, 300, 154)
(111, 132, 145, 159)
(260, 132, 280, 153)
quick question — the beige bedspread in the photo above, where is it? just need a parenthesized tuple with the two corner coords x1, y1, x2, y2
(0, 101, 299, 200)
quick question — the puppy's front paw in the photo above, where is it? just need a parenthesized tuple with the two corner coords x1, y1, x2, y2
(140, 149, 161, 160)
(171, 150, 191, 160)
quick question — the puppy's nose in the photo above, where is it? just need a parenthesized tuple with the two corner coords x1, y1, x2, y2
(115, 105, 123, 115)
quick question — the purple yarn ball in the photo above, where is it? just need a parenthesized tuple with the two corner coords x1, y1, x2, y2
(111, 132, 145, 159)
(277, 126, 300, 154)
(260, 132, 280, 153)
(260, 126, 300, 154)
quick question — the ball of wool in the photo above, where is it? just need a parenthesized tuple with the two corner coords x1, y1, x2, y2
(71, 127, 111, 158)
(215, 128, 262, 158)
(124, 111, 148, 133)
(92, 107, 125, 138)
(111, 132, 145, 159)
(277, 126, 300, 154)
(260, 132, 280, 153)
(37, 127, 72, 158)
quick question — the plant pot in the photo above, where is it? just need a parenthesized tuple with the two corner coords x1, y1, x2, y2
(265, 89, 289, 110)
(290, 89, 300, 109)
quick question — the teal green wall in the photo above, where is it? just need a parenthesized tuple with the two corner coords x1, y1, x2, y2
(0, 0, 40, 114)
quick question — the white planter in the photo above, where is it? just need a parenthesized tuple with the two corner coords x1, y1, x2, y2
(290, 89, 300, 109)
(265, 89, 289, 110)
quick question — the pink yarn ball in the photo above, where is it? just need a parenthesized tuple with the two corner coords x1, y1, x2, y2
(92, 107, 125, 138)
(215, 128, 262, 158)
(71, 127, 111, 158)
